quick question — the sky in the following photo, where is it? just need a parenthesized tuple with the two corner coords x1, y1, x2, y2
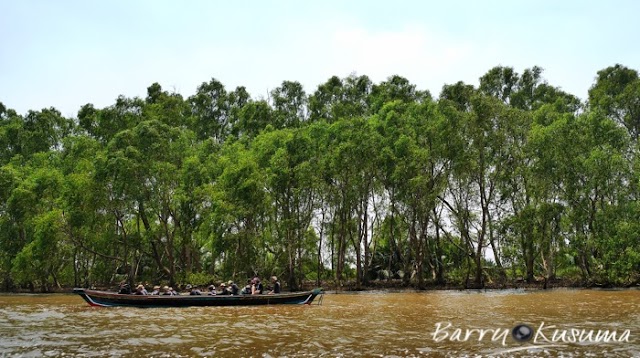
(1, 0, 639, 117)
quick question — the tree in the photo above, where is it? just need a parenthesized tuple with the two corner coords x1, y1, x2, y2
(271, 81, 307, 128)
(308, 74, 372, 122)
(77, 96, 145, 143)
(144, 83, 191, 128)
(189, 78, 230, 142)
(252, 127, 318, 289)
(232, 100, 273, 138)
(589, 64, 640, 140)
(369, 75, 430, 114)
(205, 141, 267, 280)
(0, 105, 24, 164)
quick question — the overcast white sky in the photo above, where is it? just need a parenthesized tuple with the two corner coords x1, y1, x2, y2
(1, 0, 639, 117)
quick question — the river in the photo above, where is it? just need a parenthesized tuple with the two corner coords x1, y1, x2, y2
(0, 289, 638, 357)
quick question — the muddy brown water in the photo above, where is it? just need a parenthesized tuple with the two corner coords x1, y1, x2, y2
(0, 289, 638, 357)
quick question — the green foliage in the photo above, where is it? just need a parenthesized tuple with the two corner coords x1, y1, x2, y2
(1, 64, 640, 291)
(181, 271, 220, 287)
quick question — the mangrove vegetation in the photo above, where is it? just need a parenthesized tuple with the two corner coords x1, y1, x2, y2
(1, 64, 639, 292)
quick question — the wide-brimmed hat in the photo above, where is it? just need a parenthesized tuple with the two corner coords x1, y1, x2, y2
(220, 283, 226, 287)
(153, 285, 160, 290)
(227, 280, 234, 285)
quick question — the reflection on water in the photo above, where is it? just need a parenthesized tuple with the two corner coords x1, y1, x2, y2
(0, 289, 638, 357)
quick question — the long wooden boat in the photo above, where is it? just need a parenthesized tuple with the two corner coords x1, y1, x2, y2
(73, 288, 323, 307)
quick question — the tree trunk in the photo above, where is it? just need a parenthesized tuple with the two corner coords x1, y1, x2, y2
(316, 207, 325, 287)
(353, 229, 361, 290)
(433, 212, 445, 285)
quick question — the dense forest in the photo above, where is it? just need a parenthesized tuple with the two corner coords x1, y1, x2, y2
(1, 64, 639, 292)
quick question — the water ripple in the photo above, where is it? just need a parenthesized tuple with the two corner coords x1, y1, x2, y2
(0, 290, 637, 357)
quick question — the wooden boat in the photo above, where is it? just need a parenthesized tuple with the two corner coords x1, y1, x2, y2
(73, 288, 323, 307)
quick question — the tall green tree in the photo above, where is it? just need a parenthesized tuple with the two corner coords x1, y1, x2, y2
(589, 64, 640, 140)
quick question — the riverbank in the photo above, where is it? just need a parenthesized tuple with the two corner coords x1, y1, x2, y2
(2, 277, 638, 294)
(302, 277, 640, 292)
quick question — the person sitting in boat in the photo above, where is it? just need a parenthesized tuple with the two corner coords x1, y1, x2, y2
(207, 285, 216, 295)
(133, 284, 148, 295)
(251, 277, 264, 295)
(189, 285, 202, 295)
(218, 282, 230, 295)
(162, 286, 173, 295)
(118, 282, 131, 294)
(241, 279, 252, 294)
(150, 285, 161, 295)
(227, 280, 240, 295)
(268, 276, 281, 294)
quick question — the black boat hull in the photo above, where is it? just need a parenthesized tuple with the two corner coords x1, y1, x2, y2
(73, 288, 323, 307)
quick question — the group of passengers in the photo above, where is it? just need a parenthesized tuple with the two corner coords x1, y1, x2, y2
(122, 276, 281, 296)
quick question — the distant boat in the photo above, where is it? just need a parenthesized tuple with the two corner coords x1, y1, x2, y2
(73, 288, 323, 307)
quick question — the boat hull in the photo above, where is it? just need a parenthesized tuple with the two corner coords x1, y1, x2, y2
(73, 288, 322, 307)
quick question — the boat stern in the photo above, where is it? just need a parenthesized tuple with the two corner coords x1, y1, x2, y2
(303, 288, 324, 305)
